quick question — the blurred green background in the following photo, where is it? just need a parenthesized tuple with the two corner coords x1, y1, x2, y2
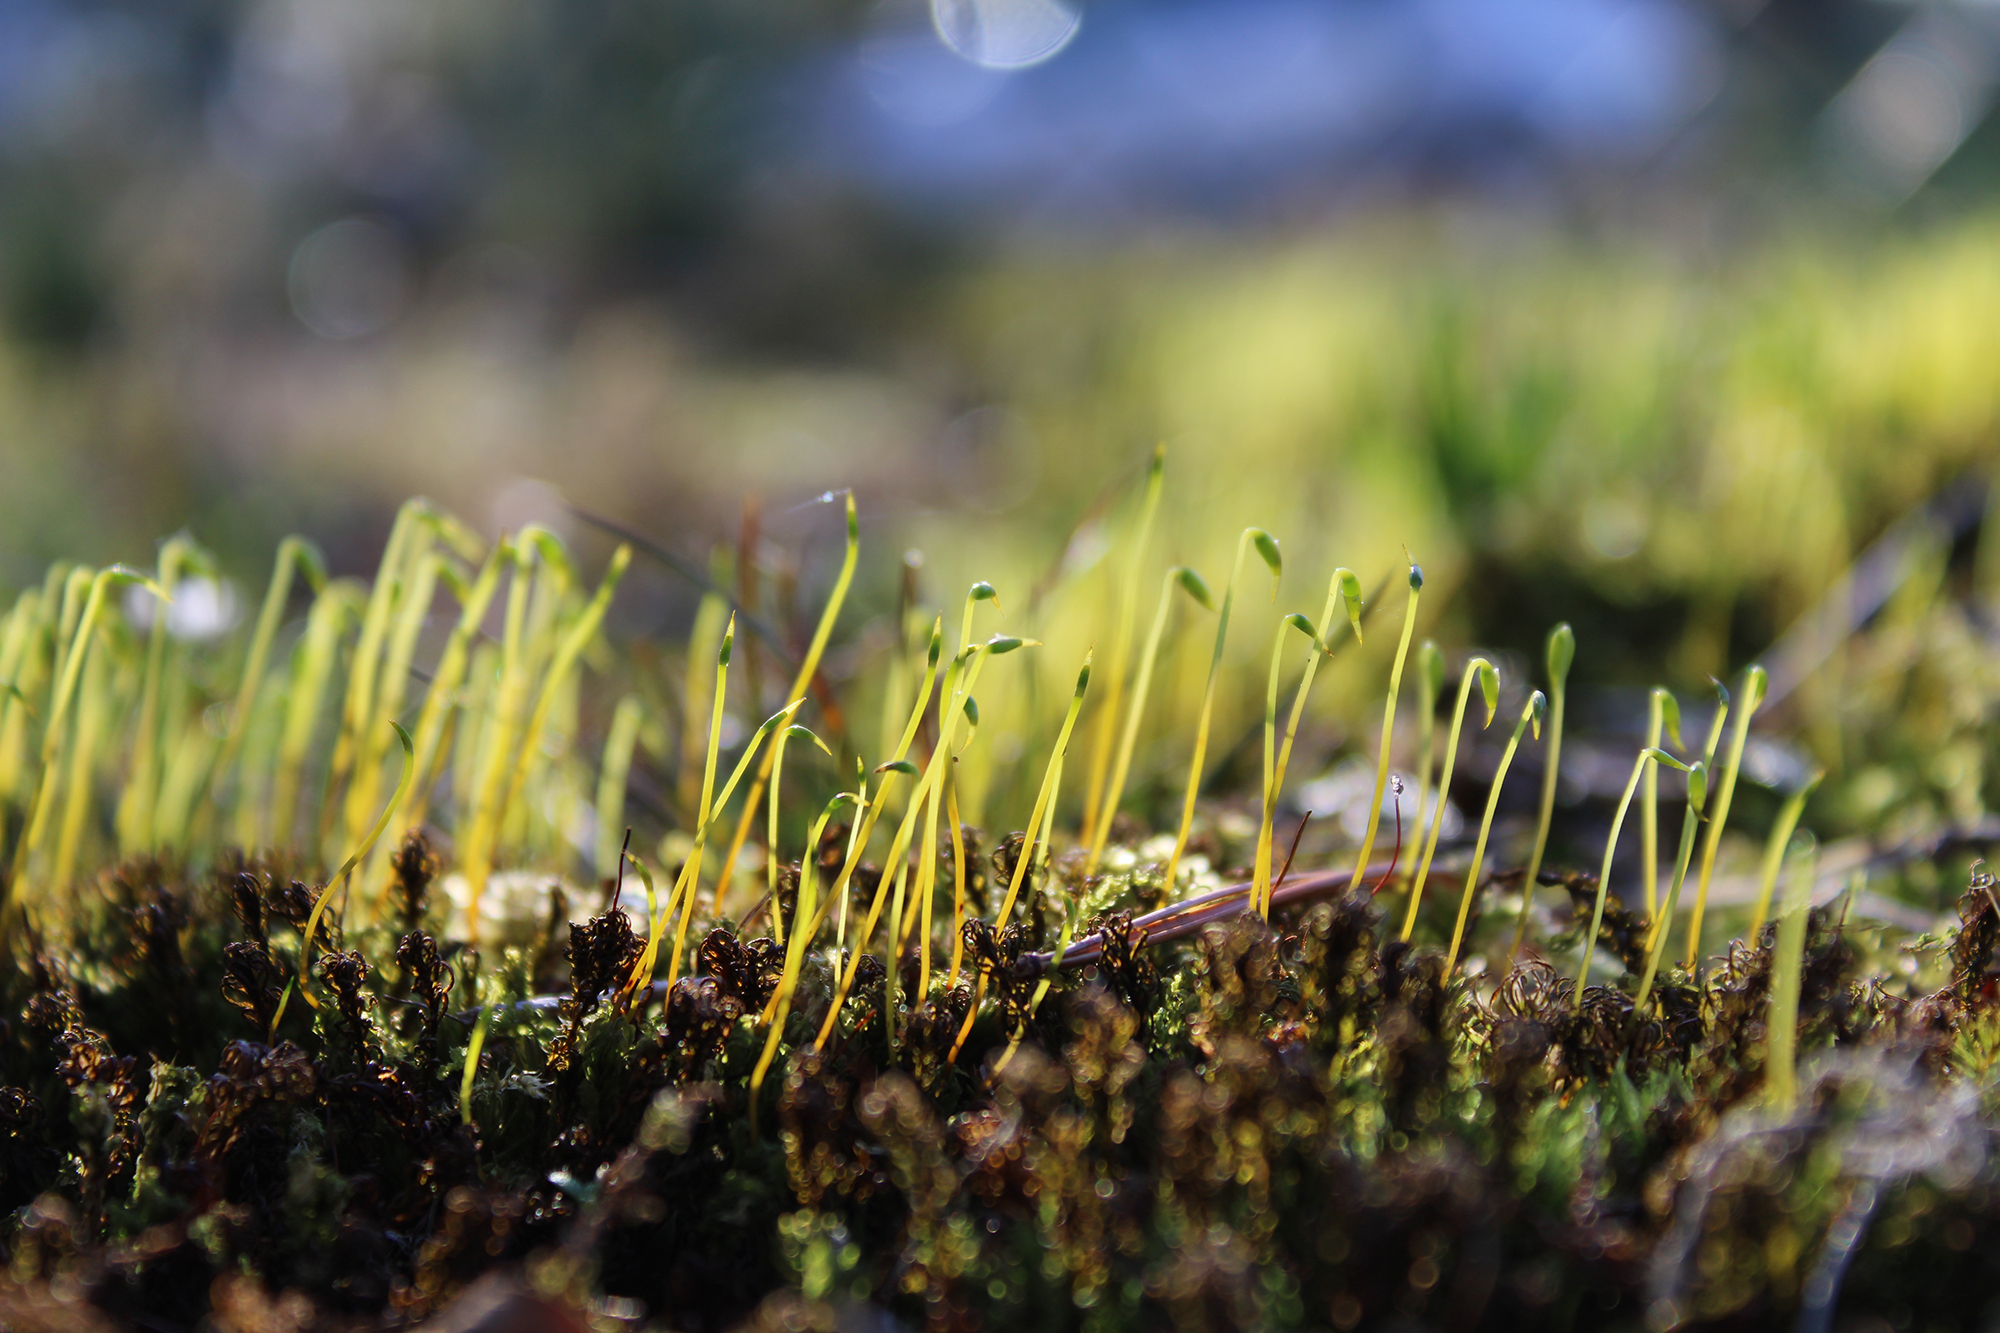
(4, 0, 2000, 860)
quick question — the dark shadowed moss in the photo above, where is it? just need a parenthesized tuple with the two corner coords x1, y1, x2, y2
(2, 836, 1999, 1332)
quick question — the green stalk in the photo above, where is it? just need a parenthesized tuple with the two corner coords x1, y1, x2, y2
(1080, 445, 1165, 852)
(1641, 687, 1682, 918)
(1510, 623, 1573, 958)
(1684, 664, 1767, 967)
(1764, 832, 1818, 1113)
(1350, 561, 1423, 895)
(1401, 657, 1496, 941)
(1747, 771, 1825, 942)
(1165, 529, 1280, 894)
(1635, 761, 1708, 1010)
(1445, 690, 1544, 974)
(1085, 566, 1208, 875)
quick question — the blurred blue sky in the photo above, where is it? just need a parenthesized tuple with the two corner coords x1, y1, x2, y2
(825, 0, 1721, 215)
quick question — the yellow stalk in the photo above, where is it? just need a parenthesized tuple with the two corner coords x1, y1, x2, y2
(713, 494, 859, 919)
(213, 537, 326, 833)
(1445, 691, 1543, 974)
(1080, 444, 1165, 850)
(1349, 561, 1423, 896)
(399, 542, 511, 837)
(54, 640, 113, 892)
(750, 793, 856, 1133)
(1510, 623, 1574, 959)
(350, 548, 443, 833)
(0, 588, 46, 809)
(769, 723, 833, 946)
(150, 716, 215, 855)
(1165, 529, 1280, 894)
(268, 581, 362, 851)
(946, 778, 970, 987)
(679, 589, 729, 817)
(1747, 771, 1824, 943)
(1635, 761, 1708, 1009)
(797, 615, 947, 961)
(813, 640, 1009, 1051)
(654, 699, 800, 991)
(910, 757, 944, 1002)
(10, 566, 165, 902)
(648, 615, 733, 991)
(1400, 657, 1496, 942)
(460, 1001, 497, 1132)
(294, 721, 415, 1009)
(1577, 748, 1659, 998)
(1410, 639, 1444, 860)
(1764, 832, 1818, 1113)
(118, 535, 210, 856)
(1641, 687, 1682, 917)
(327, 501, 429, 843)
(457, 539, 541, 943)
(1252, 613, 1317, 916)
(944, 650, 1086, 1063)
(492, 546, 633, 860)
(834, 766, 869, 957)
(1084, 566, 1195, 874)
(883, 857, 916, 1053)
(1012, 742, 1076, 1023)
(890, 680, 985, 1014)
(1684, 664, 1767, 967)
(595, 695, 647, 882)
(1255, 569, 1365, 917)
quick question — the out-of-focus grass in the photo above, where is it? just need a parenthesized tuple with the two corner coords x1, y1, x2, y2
(3, 214, 2000, 859)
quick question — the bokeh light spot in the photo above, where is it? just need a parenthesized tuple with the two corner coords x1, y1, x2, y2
(930, 0, 1080, 70)
(288, 217, 412, 340)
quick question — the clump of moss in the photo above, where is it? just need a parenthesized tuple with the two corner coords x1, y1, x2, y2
(2, 482, 2000, 1331)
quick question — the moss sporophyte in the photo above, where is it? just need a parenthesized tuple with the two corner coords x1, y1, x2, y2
(0, 473, 1994, 1332)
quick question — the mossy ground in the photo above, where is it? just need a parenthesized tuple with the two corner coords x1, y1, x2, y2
(2, 822, 1998, 1332)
